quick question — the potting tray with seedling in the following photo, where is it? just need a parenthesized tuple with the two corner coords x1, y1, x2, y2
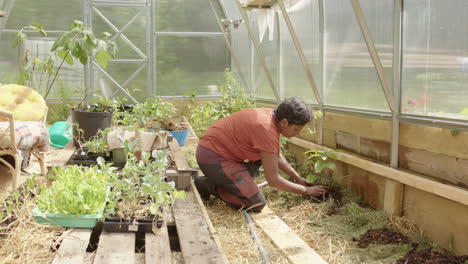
(102, 150, 184, 234)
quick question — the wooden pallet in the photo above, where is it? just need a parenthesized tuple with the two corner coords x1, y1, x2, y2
(167, 139, 193, 190)
(52, 183, 227, 264)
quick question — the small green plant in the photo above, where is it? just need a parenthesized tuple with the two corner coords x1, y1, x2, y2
(47, 82, 77, 124)
(13, 20, 116, 100)
(119, 96, 177, 130)
(190, 68, 255, 136)
(82, 128, 112, 155)
(37, 158, 115, 215)
(180, 89, 199, 117)
(106, 151, 185, 219)
(303, 149, 339, 183)
(306, 110, 323, 138)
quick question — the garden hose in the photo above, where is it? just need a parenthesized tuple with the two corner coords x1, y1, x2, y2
(242, 209, 270, 264)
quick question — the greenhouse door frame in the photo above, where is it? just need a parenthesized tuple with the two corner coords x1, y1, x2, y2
(84, 0, 152, 103)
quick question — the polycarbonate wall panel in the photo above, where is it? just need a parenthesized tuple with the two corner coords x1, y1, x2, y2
(323, 0, 392, 111)
(248, 10, 278, 100)
(92, 62, 147, 102)
(155, 0, 222, 32)
(0, 31, 84, 97)
(156, 36, 229, 96)
(4, 0, 83, 30)
(402, 0, 468, 120)
(221, 0, 252, 93)
(280, 0, 319, 104)
(92, 6, 147, 60)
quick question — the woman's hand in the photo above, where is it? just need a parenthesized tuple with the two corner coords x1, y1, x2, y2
(295, 176, 315, 186)
(303, 185, 329, 196)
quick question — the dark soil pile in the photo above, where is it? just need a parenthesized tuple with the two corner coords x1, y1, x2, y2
(397, 248, 468, 264)
(354, 228, 409, 248)
(309, 185, 343, 203)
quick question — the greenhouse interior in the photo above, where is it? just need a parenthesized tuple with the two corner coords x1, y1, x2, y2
(0, 0, 467, 263)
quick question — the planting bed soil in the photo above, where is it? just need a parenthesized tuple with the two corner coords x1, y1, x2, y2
(397, 248, 468, 264)
(309, 185, 344, 204)
(354, 228, 409, 248)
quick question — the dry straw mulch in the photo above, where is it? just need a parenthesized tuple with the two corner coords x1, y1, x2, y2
(0, 191, 66, 264)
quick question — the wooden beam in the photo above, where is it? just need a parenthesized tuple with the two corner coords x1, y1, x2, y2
(252, 206, 327, 264)
(287, 137, 468, 207)
(46, 140, 76, 168)
(168, 139, 191, 170)
(94, 232, 135, 264)
(145, 223, 172, 264)
(190, 181, 230, 263)
(52, 229, 91, 264)
(168, 139, 192, 189)
(173, 186, 225, 264)
(383, 179, 404, 217)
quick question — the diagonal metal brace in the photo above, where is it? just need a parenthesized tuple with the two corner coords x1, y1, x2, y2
(277, 0, 323, 106)
(236, 0, 280, 101)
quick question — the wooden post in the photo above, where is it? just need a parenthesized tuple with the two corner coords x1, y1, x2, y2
(383, 179, 404, 216)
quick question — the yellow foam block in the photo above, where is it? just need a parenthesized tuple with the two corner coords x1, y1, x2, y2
(0, 84, 46, 121)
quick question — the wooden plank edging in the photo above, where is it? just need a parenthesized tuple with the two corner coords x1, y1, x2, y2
(190, 181, 230, 264)
(288, 137, 468, 207)
(252, 206, 327, 264)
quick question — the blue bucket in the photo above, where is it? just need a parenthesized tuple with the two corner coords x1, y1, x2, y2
(169, 129, 189, 147)
(149, 127, 190, 147)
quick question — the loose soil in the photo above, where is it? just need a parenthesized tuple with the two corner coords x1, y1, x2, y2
(354, 228, 409, 248)
(397, 248, 468, 264)
(309, 185, 344, 204)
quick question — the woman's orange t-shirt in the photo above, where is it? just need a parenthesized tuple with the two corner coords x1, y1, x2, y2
(199, 108, 280, 162)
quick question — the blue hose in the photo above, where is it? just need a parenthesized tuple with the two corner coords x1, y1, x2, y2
(242, 209, 270, 264)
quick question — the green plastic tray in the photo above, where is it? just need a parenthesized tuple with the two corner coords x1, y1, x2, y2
(31, 208, 101, 228)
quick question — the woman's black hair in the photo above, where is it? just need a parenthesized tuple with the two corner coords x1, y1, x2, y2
(274, 97, 313, 125)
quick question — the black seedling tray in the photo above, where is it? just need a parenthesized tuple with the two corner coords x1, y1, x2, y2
(70, 148, 125, 167)
(102, 214, 163, 233)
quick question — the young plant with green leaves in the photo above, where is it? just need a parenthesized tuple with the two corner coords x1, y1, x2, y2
(303, 149, 339, 183)
(105, 150, 185, 220)
(190, 68, 255, 136)
(13, 20, 116, 100)
(37, 158, 116, 215)
(119, 96, 177, 130)
(81, 128, 112, 156)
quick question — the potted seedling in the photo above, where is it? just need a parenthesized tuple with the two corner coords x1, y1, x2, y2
(103, 150, 185, 232)
(12, 21, 116, 146)
(103, 150, 183, 232)
(72, 127, 112, 166)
